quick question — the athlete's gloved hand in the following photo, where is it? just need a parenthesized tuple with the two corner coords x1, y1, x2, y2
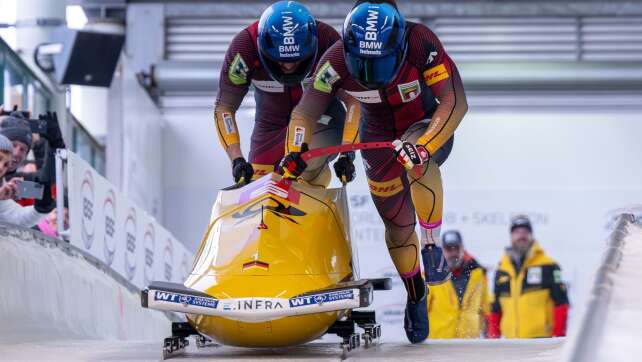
(333, 151, 356, 184)
(232, 157, 253, 184)
(279, 143, 308, 179)
(392, 139, 430, 170)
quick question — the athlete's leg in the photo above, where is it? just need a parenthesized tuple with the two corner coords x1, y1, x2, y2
(401, 120, 454, 284)
(301, 98, 345, 187)
(400, 120, 443, 245)
(361, 145, 425, 302)
(248, 123, 285, 180)
(362, 142, 429, 343)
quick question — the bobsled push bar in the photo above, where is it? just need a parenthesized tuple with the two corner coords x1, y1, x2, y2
(142, 279, 389, 323)
(301, 141, 394, 162)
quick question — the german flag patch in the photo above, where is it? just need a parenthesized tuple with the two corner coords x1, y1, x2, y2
(423, 63, 449, 86)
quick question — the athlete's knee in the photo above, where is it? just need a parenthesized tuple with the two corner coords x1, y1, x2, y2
(384, 222, 416, 246)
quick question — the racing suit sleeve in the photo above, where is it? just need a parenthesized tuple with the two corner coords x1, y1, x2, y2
(338, 90, 360, 145)
(214, 27, 257, 156)
(412, 26, 468, 156)
(286, 43, 346, 153)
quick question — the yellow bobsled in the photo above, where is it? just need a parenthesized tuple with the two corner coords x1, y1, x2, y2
(142, 167, 391, 357)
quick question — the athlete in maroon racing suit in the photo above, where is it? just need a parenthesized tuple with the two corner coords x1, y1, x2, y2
(214, 1, 360, 186)
(281, 1, 468, 343)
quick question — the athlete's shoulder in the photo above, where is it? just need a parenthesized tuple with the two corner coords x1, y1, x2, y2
(318, 40, 347, 68)
(227, 21, 260, 56)
(316, 20, 341, 50)
(406, 21, 440, 42)
(316, 20, 339, 37)
(244, 20, 260, 39)
(221, 21, 260, 88)
(405, 21, 446, 68)
(312, 41, 348, 94)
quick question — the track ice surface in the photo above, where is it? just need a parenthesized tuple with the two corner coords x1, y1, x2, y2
(0, 337, 564, 361)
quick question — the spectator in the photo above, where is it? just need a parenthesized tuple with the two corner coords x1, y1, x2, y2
(0, 134, 53, 226)
(0, 112, 33, 179)
(0, 109, 64, 207)
(487, 215, 570, 338)
(427, 230, 490, 338)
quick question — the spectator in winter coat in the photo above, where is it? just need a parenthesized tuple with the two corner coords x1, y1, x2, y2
(428, 230, 490, 338)
(487, 215, 570, 338)
(0, 134, 53, 227)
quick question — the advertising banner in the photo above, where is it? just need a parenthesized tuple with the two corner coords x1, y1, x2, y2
(66, 151, 192, 290)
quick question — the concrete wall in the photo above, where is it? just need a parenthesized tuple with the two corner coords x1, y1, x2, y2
(0, 223, 171, 343)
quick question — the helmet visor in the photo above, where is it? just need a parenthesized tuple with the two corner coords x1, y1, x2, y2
(345, 50, 403, 89)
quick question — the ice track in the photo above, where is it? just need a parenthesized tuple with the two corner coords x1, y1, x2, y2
(0, 338, 564, 362)
(5, 216, 642, 362)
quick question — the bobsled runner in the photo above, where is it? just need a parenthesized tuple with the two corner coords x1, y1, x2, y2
(141, 142, 394, 359)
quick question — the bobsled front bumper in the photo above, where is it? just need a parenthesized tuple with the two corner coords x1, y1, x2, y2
(141, 280, 375, 323)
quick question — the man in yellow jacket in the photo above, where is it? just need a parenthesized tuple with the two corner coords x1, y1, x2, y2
(487, 215, 570, 338)
(428, 230, 490, 338)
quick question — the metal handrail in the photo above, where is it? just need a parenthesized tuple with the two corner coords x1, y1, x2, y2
(567, 213, 635, 362)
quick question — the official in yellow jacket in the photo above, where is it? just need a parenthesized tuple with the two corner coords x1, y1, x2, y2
(487, 215, 570, 339)
(428, 230, 490, 339)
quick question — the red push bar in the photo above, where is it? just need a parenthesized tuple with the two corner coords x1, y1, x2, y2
(301, 141, 394, 162)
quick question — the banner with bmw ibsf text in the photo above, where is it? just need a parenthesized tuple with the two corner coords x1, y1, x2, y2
(66, 151, 193, 290)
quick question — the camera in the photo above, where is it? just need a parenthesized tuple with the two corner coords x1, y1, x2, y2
(1, 106, 64, 148)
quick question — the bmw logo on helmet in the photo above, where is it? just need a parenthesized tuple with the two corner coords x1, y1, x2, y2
(343, 1, 407, 89)
(257, 1, 319, 85)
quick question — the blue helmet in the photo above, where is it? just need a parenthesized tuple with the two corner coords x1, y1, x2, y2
(257, 1, 318, 85)
(343, 2, 407, 89)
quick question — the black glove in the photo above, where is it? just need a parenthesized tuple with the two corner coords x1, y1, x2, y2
(34, 182, 55, 214)
(279, 143, 308, 179)
(232, 157, 253, 184)
(39, 112, 66, 149)
(333, 152, 356, 183)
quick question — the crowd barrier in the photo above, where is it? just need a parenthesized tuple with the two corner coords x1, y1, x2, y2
(56, 150, 193, 290)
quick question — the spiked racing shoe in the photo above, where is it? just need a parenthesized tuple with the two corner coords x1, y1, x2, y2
(404, 290, 429, 343)
(422, 244, 452, 285)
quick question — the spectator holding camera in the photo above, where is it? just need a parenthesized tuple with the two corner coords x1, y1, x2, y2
(0, 110, 34, 179)
(0, 105, 64, 209)
(0, 133, 52, 226)
(0, 104, 59, 225)
(487, 215, 570, 338)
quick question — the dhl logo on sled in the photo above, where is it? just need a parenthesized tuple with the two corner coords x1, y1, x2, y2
(142, 173, 389, 348)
